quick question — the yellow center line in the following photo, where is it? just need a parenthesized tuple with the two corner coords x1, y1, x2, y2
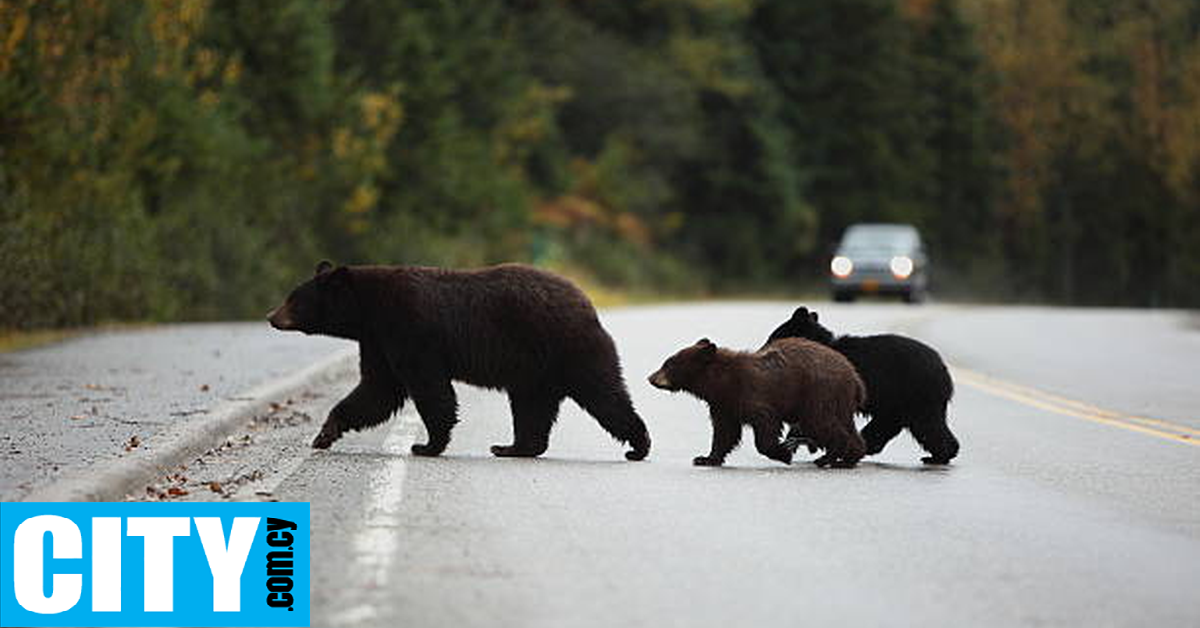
(951, 366, 1200, 448)
(957, 368, 1200, 438)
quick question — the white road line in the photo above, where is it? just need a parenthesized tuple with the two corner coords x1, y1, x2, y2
(329, 411, 420, 626)
(239, 448, 311, 499)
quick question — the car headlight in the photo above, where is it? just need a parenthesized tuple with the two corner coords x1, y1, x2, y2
(830, 256, 853, 278)
(890, 256, 914, 279)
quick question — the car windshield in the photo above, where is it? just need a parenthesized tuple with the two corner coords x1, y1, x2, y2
(840, 225, 917, 252)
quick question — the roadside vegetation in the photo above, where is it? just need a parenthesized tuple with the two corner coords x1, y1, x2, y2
(3, 0, 1199, 331)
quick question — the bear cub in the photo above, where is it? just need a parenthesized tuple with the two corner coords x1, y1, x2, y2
(268, 261, 651, 461)
(768, 306, 958, 464)
(649, 338, 866, 467)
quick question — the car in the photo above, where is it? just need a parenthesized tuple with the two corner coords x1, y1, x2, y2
(828, 223, 928, 303)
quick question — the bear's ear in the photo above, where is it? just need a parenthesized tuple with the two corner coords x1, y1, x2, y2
(318, 265, 350, 287)
(792, 306, 809, 321)
(314, 260, 335, 276)
(808, 310, 819, 323)
(695, 338, 716, 356)
(696, 337, 713, 347)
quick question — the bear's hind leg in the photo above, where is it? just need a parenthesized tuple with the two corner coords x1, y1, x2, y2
(833, 426, 866, 467)
(814, 419, 865, 468)
(409, 377, 458, 457)
(695, 412, 742, 466)
(782, 424, 818, 454)
(751, 419, 792, 465)
(816, 456, 860, 469)
(860, 415, 904, 455)
(909, 405, 959, 465)
(492, 389, 563, 458)
(815, 445, 864, 468)
(568, 370, 651, 461)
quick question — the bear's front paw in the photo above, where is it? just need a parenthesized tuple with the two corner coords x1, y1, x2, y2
(411, 442, 446, 457)
(311, 426, 342, 449)
(490, 444, 545, 458)
(767, 448, 793, 465)
(921, 456, 951, 465)
(692, 455, 724, 467)
(782, 435, 811, 455)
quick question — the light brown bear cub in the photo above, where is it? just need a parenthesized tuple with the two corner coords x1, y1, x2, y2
(649, 338, 866, 467)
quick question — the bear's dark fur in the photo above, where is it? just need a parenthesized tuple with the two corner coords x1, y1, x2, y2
(648, 338, 866, 467)
(767, 306, 959, 464)
(267, 261, 651, 461)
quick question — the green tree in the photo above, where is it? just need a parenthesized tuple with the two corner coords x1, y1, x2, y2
(333, 0, 539, 266)
(752, 0, 932, 251)
(910, 0, 1005, 291)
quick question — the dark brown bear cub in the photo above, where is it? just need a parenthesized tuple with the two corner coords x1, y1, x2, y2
(768, 306, 958, 465)
(648, 338, 865, 467)
(268, 261, 651, 461)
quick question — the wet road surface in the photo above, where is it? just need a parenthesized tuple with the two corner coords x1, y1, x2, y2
(11, 304, 1200, 626)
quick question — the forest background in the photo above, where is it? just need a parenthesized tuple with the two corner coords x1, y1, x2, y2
(3, 0, 1199, 329)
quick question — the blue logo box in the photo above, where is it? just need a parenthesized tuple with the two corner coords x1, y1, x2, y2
(1, 502, 309, 627)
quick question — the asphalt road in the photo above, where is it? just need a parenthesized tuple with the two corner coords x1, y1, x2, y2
(13, 303, 1200, 626)
(0, 323, 345, 500)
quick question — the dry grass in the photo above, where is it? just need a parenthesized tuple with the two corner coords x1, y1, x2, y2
(0, 323, 154, 354)
(0, 329, 78, 353)
(545, 264, 681, 309)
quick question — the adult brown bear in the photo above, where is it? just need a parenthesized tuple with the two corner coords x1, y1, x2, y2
(268, 261, 651, 461)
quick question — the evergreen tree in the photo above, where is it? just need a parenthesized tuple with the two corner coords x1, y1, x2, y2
(911, 0, 1004, 288)
(751, 0, 932, 249)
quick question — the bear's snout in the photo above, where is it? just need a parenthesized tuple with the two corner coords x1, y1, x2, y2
(267, 304, 296, 331)
(648, 370, 671, 390)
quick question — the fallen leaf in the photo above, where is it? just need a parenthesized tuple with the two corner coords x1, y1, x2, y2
(200, 384, 210, 392)
(69, 415, 87, 421)
(167, 487, 189, 497)
(209, 481, 223, 493)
